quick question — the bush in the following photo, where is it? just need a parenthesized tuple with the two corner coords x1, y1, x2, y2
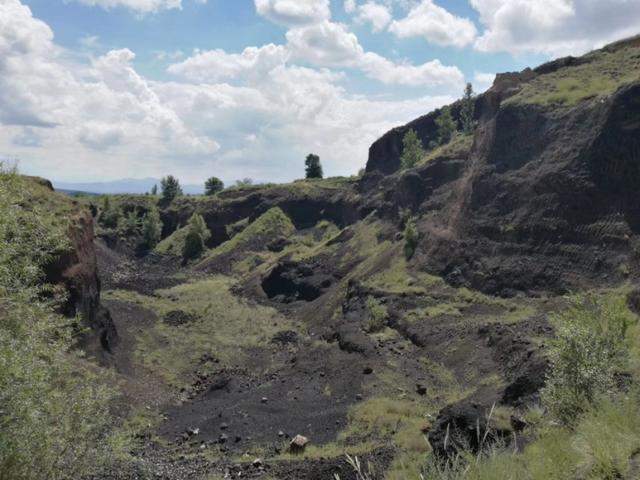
(182, 229, 205, 260)
(400, 130, 425, 169)
(435, 106, 457, 146)
(365, 296, 388, 333)
(118, 210, 140, 234)
(181, 213, 211, 260)
(0, 167, 115, 479)
(204, 176, 224, 196)
(403, 217, 419, 260)
(141, 207, 162, 249)
(541, 296, 635, 424)
(160, 175, 182, 203)
(305, 154, 323, 179)
(99, 196, 121, 229)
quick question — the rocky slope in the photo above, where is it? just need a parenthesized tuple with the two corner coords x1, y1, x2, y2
(44, 36, 640, 479)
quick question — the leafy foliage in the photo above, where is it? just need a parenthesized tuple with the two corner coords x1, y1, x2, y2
(182, 213, 211, 260)
(435, 107, 457, 146)
(400, 130, 424, 170)
(403, 217, 419, 260)
(141, 207, 162, 249)
(0, 167, 114, 480)
(460, 83, 475, 134)
(160, 175, 182, 203)
(305, 154, 324, 179)
(204, 176, 224, 196)
(541, 296, 635, 424)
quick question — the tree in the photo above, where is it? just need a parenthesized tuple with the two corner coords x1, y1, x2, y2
(400, 130, 425, 170)
(182, 213, 211, 260)
(305, 154, 323, 179)
(160, 175, 182, 203)
(151, 184, 158, 195)
(460, 83, 475, 134)
(205, 177, 224, 196)
(435, 106, 456, 145)
(141, 207, 162, 249)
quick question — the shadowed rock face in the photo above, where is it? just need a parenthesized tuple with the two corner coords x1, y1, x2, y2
(362, 68, 640, 296)
(45, 209, 118, 352)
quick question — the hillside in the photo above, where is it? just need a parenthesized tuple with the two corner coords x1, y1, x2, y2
(3, 35, 640, 480)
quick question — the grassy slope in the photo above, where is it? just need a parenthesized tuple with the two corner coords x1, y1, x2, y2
(508, 43, 640, 107)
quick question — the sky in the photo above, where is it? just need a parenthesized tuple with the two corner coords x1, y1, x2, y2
(1, 0, 640, 186)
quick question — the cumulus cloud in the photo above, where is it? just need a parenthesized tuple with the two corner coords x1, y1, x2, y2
(2, 0, 456, 184)
(254, 0, 330, 26)
(286, 20, 464, 87)
(471, 0, 640, 56)
(168, 44, 290, 82)
(389, 0, 477, 47)
(354, 2, 393, 32)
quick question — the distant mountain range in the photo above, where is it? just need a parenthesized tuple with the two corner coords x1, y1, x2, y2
(52, 178, 204, 195)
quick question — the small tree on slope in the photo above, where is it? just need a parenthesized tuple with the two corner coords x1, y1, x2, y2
(305, 154, 323, 179)
(400, 130, 425, 170)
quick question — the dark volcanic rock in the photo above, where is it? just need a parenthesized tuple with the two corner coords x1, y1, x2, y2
(262, 260, 334, 302)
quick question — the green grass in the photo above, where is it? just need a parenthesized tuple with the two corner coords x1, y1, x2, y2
(421, 133, 474, 166)
(104, 276, 300, 388)
(198, 207, 295, 266)
(508, 44, 640, 107)
(154, 224, 188, 255)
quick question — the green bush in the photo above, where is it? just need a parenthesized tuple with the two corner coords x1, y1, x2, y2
(400, 129, 424, 170)
(0, 167, 115, 480)
(541, 297, 635, 424)
(181, 213, 211, 260)
(435, 106, 457, 146)
(98, 196, 121, 229)
(141, 207, 162, 249)
(403, 217, 419, 260)
(365, 296, 388, 333)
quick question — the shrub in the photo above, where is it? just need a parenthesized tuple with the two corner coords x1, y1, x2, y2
(182, 229, 205, 260)
(400, 130, 425, 170)
(541, 296, 635, 424)
(141, 207, 162, 249)
(0, 167, 115, 480)
(305, 154, 323, 179)
(99, 196, 121, 229)
(403, 217, 419, 260)
(435, 106, 457, 146)
(235, 178, 254, 188)
(160, 175, 182, 202)
(151, 184, 158, 195)
(365, 296, 388, 333)
(204, 176, 224, 196)
(182, 213, 211, 260)
(118, 210, 140, 234)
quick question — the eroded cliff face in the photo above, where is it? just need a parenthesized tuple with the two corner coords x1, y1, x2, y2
(362, 40, 640, 296)
(42, 188, 118, 352)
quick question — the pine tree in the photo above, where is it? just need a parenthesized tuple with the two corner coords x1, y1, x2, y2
(305, 154, 323, 179)
(460, 83, 476, 134)
(151, 184, 158, 196)
(204, 177, 224, 196)
(160, 175, 182, 203)
(435, 106, 456, 145)
(400, 130, 425, 169)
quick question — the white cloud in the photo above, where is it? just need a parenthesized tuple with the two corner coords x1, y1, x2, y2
(2, 0, 456, 184)
(471, 0, 640, 56)
(355, 2, 392, 32)
(344, 0, 356, 13)
(254, 0, 330, 26)
(389, 0, 477, 47)
(168, 44, 290, 82)
(71, 0, 183, 13)
(286, 20, 464, 87)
